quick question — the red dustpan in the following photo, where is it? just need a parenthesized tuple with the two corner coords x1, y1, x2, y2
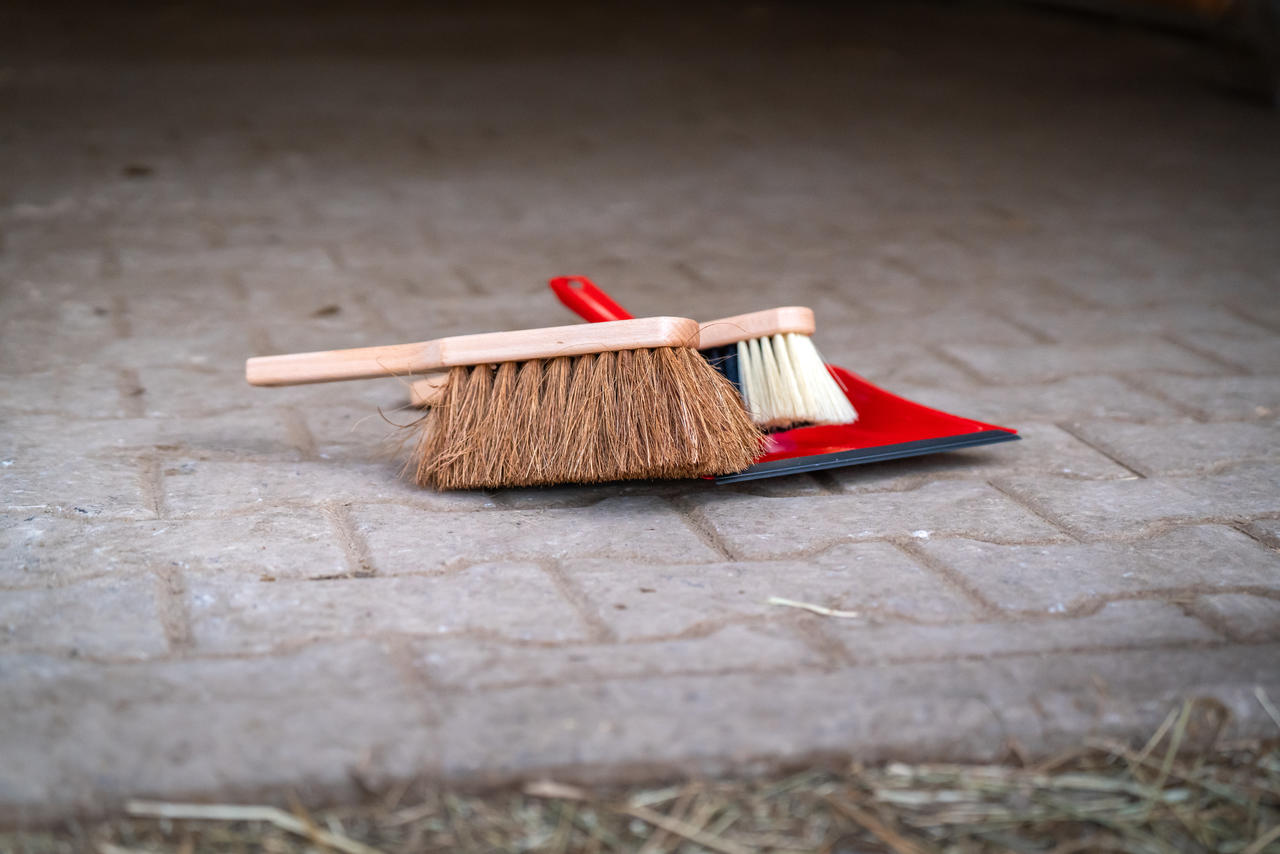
(548, 277, 1019, 483)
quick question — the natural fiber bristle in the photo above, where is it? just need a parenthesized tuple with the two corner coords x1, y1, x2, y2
(736, 333, 857, 429)
(411, 347, 763, 489)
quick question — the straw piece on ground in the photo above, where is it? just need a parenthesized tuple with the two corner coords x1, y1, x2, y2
(125, 801, 386, 854)
(767, 596, 860, 618)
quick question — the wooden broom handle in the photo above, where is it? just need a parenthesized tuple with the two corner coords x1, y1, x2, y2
(247, 341, 442, 386)
(548, 277, 815, 350)
(246, 316, 699, 386)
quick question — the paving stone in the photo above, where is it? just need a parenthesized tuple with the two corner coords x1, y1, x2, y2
(242, 270, 402, 354)
(1, 224, 109, 275)
(0, 641, 433, 821)
(0, 574, 170, 659)
(1175, 333, 1280, 374)
(1136, 375, 1280, 421)
(354, 498, 720, 573)
(691, 482, 1066, 560)
(0, 280, 120, 369)
(829, 422, 1133, 492)
(187, 564, 587, 652)
(435, 646, 1280, 784)
(822, 600, 1219, 663)
(566, 542, 974, 638)
(890, 375, 1176, 423)
(1187, 594, 1280, 642)
(823, 342, 980, 390)
(838, 307, 1039, 349)
(1068, 419, 1280, 475)
(0, 512, 348, 586)
(414, 623, 826, 690)
(1012, 304, 1270, 345)
(997, 465, 1280, 538)
(942, 341, 1229, 384)
(0, 364, 134, 419)
(1177, 464, 1280, 515)
(914, 525, 1279, 612)
(161, 459, 490, 516)
(131, 366, 258, 418)
(303, 402, 439, 462)
(366, 292, 583, 343)
(1, 417, 156, 520)
(117, 244, 336, 274)
(153, 409, 305, 461)
(92, 327, 256, 371)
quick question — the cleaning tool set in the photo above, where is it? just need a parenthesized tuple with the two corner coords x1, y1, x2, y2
(246, 317, 762, 489)
(424, 276, 1017, 484)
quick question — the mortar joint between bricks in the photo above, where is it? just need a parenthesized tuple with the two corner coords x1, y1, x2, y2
(890, 535, 1003, 619)
(150, 564, 195, 654)
(279, 406, 318, 461)
(785, 616, 857, 668)
(323, 502, 378, 577)
(1052, 422, 1149, 478)
(1159, 331, 1253, 375)
(142, 453, 169, 520)
(248, 325, 275, 358)
(101, 246, 123, 280)
(672, 259, 715, 288)
(108, 292, 130, 337)
(989, 309, 1058, 345)
(382, 634, 451, 728)
(1220, 300, 1280, 335)
(535, 559, 618, 644)
(667, 495, 739, 561)
(924, 343, 992, 385)
(224, 270, 249, 303)
(116, 367, 147, 418)
(1234, 520, 1280, 551)
(323, 242, 347, 270)
(1111, 374, 1210, 422)
(985, 478, 1086, 542)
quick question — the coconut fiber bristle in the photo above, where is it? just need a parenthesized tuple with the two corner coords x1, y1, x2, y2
(411, 347, 763, 489)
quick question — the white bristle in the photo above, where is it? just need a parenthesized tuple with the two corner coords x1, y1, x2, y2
(734, 332, 857, 428)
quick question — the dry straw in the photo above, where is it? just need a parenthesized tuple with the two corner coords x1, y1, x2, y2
(31, 695, 1280, 854)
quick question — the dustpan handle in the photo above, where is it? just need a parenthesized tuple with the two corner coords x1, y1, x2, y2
(549, 276, 635, 322)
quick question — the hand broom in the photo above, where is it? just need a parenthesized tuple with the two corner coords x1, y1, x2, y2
(410, 277, 857, 430)
(246, 317, 763, 489)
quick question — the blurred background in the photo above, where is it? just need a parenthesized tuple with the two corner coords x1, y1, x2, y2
(1, 0, 1277, 399)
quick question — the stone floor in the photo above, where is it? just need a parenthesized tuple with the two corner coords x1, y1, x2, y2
(2, 0, 1279, 826)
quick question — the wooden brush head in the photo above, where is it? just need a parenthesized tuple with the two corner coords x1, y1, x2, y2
(411, 346, 763, 489)
(696, 306, 815, 350)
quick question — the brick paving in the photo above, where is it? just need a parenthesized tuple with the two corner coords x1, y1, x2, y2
(2, 0, 1279, 825)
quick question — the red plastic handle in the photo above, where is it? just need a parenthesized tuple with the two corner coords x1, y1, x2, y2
(548, 276, 635, 322)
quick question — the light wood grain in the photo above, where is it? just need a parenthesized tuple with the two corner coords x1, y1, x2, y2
(407, 373, 449, 406)
(696, 306, 815, 349)
(246, 316, 699, 386)
(408, 307, 821, 406)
